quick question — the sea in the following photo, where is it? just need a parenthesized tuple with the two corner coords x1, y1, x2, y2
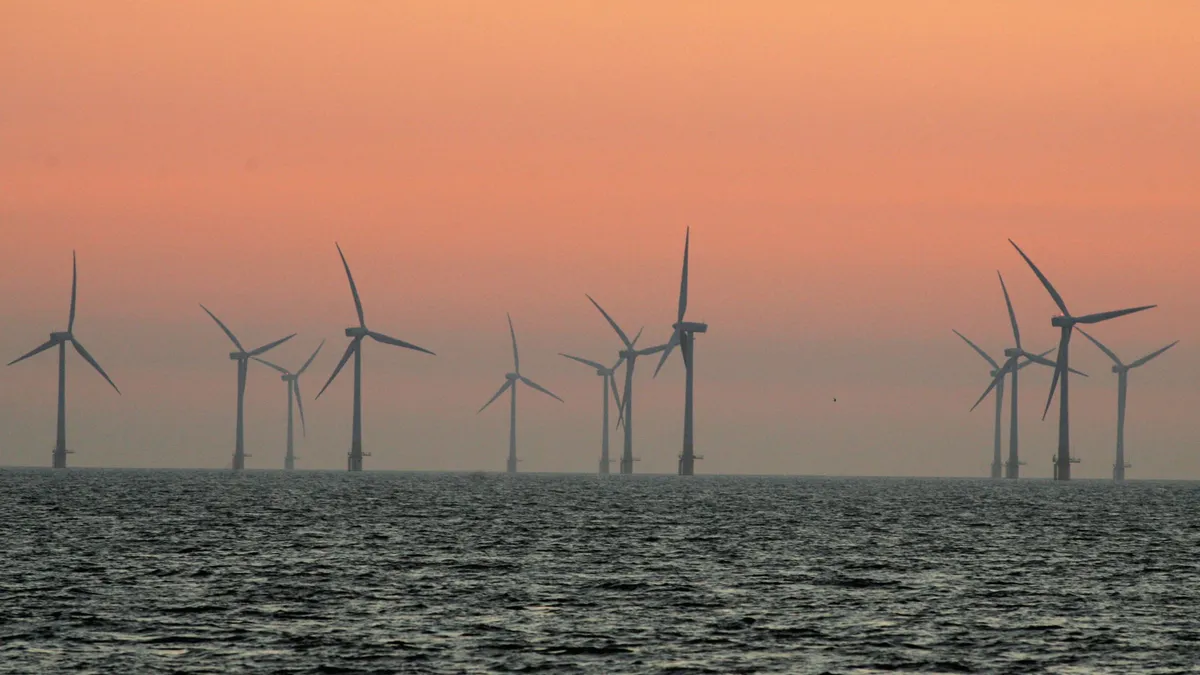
(1, 469, 1198, 674)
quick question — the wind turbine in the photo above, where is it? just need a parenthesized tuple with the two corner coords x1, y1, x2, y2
(316, 243, 435, 472)
(652, 227, 709, 475)
(560, 352, 626, 474)
(586, 295, 666, 474)
(960, 272, 1066, 478)
(200, 305, 295, 470)
(253, 340, 325, 470)
(7, 252, 120, 468)
(953, 329, 1034, 478)
(477, 314, 564, 473)
(1077, 329, 1177, 481)
(1009, 239, 1156, 480)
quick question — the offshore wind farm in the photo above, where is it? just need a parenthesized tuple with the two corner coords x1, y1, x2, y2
(1, 232, 1180, 481)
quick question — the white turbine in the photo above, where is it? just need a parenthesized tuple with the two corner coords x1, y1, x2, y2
(1077, 329, 1177, 481)
(586, 295, 666, 474)
(560, 352, 625, 474)
(652, 227, 709, 475)
(253, 340, 325, 470)
(1009, 239, 1156, 480)
(316, 243, 435, 472)
(478, 314, 564, 473)
(201, 305, 295, 470)
(7, 251, 120, 468)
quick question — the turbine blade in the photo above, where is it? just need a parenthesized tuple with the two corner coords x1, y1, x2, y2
(1009, 239, 1070, 316)
(316, 338, 358, 399)
(294, 380, 307, 437)
(297, 339, 325, 375)
(200, 304, 244, 351)
(72, 339, 120, 394)
(508, 313, 519, 373)
(336, 243, 366, 328)
(251, 357, 289, 374)
(997, 270, 1020, 349)
(560, 353, 606, 371)
(1075, 328, 1123, 366)
(1042, 331, 1070, 420)
(952, 330, 999, 369)
(630, 327, 644, 349)
(653, 331, 680, 377)
(586, 294, 631, 347)
(637, 343, 668, 356)
(7, 338, 57, 366)
(519, 375, 564, 403)
(248, 333, 296, 357)
(1129, 340, 1178, 368)
(609, 355, 625, 372)
(1017, 349, 1057, 370)
(477, 379, 514, 414)
(1075, 305, 1157, 325)
(368, 331, 435, 355)
(969, 367, 1006, 412)
(611, 376, 625, 428)
(678, 227, 690, 323)
(68, 251, 78, 333)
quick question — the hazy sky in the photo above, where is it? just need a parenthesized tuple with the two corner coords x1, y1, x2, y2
(2, 2, 1198, 477)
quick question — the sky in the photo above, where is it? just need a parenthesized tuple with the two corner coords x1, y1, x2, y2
(1, 2, 1198, 477)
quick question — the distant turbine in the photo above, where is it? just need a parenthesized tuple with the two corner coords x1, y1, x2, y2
(8, 252, 120, 468)
(200, 305, 295, 471)
(586, 295, 667, 474)
(953, 329, 1052, 477)
(253, 340, 325, 470)
(1077, 329, 1177, 481)
(961, 271, 1064, 478)
(316, 243, 435, 472)
(478, 314, 564, 473)
(652, 227, 709, 475)
(560, 352, 625, 474)
(1009, 239, 1156, 480)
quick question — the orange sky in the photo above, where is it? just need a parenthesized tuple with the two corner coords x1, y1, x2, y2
(1, 2, 1198, 476)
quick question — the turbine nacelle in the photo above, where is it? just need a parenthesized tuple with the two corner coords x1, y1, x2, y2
(50, 331, 72, 342)
(674, 321, 709, 333)
(229, 351, 247, 361)
(345, 326, 369, 338)
(505, 372, 519, 381)
(1051, 315, 1072, 328)
(1113, 365, 1124, 374)
(1003, 347, 1021, 358)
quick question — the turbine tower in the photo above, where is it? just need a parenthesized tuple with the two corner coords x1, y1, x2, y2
(200, 305, 295, 471)
(1077, 329, 1177, 481)
(7, 251, 120, 468)
(477, 314, 564, 473)
(652, 228, 709, 475)
(316, 243, 435, 472)
(560, 352, 625, 474)
(586, 295, 666, 474)
(253, 340, 325, 470)
(1009, 239, 1156, 481)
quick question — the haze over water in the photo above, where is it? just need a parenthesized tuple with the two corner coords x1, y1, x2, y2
(4, 469, 1198, 673)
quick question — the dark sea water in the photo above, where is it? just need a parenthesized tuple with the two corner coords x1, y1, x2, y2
(2, 470, 1199, 674)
